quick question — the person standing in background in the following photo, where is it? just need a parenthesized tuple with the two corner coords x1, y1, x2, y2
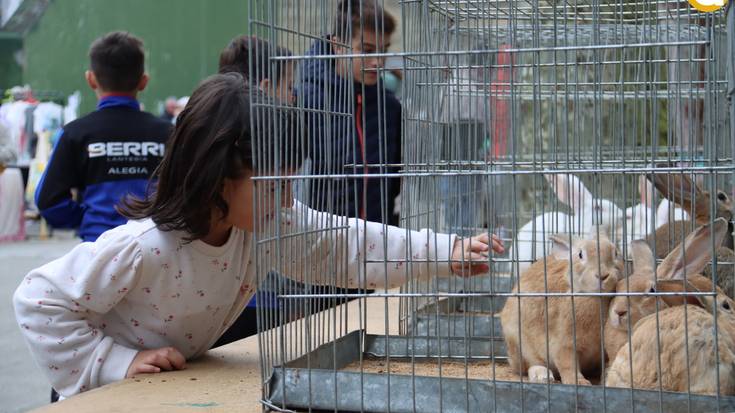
(35, 31, 171, 242)
(0, 119, 25, 242)
(298, 0, 402, 226)
(160, 96, 177, 123)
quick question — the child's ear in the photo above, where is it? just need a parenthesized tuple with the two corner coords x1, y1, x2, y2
(85, 70, 98, 91)
(137, 74, 149, 92)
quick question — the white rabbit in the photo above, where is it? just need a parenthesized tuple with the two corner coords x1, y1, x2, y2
(621, 176, 656, 248)
(620, 175, 689, 253)
(511, 174, 623, 275)
(655, 198, 689, 227)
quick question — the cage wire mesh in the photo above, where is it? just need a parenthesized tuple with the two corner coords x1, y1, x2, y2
(250, 0, 735, 411)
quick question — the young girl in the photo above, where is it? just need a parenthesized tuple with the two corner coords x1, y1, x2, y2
(13, 72, 503, 398)
(216, 35, 384, 345)
(214, 35, 302, 345)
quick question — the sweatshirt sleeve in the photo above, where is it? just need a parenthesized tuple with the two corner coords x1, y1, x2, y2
(35, 129, 85, 228)
(271, 201, 457, 289)
(13, 233, 143, 397)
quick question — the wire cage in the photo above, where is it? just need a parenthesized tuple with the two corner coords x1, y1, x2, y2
(398, 0, 733, 345)
(250, 0, 735, 412)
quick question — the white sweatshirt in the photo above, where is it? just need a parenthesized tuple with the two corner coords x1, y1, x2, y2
(13, 202, 455, 397)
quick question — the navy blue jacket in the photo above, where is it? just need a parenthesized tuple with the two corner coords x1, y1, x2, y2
(35, 96, 171, 242)
(298, 37, 401, 225)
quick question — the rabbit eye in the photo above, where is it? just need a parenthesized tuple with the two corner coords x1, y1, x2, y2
(718, 192, 728, 202)
(648, 286, 656, 293)
(723, 301, 731, 311)
(578, 250, 584, 260)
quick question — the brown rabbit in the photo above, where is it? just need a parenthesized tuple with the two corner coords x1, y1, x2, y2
(645, 172, 735, 296)
(500, 228, 623, 385)
(605, 220, 729, 358)
(606, 283, 735, 395)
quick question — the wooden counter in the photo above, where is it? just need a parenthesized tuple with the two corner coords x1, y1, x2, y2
(33, 295, 402, 412)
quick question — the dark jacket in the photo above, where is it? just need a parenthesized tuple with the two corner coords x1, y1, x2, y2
(35, 96, 171, 242)
(298, 36, 401, 225)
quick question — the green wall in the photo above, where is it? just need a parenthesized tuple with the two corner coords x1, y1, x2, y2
(22, 0, 253, 115)
(0, 38, 23, 89)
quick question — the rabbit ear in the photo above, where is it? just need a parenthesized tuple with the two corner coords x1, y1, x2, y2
(694, 174, 705, 189)
(655, 279, 708, 309)
(630, 240, 655, 274)
(650, 170, 699, 213)
(656, 199, 671, 226)
(549, 233, 574, 260)
(639, 175, 655, 209)
(657, 218, 729, 280)
(546, 173, 592, 213)
(684, 274, 718, 295)
(586, 224, 610, 240)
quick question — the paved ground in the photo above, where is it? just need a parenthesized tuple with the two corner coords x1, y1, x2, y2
(0, 236, 79, 413)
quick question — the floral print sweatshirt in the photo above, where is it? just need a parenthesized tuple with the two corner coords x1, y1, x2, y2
(13, 201, 455, 397)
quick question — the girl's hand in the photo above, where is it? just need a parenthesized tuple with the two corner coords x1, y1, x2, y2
(126, 347, 187, 378)
(450, 233, 504, 276)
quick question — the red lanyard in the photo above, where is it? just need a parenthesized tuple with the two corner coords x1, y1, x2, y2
(356, 93, 367, 220)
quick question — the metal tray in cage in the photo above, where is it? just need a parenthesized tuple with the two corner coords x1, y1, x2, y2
(434, 274, 514, 294)
(433, 274, 512, 313)
(265, 331, 735, 413)
(409, 292, 507, 315)
(403, 274, 510, 340)
(407, 305, 505, 345)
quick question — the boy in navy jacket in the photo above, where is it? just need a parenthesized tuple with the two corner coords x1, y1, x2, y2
(299, 0, 401, 226)
(35, 32, 171, 242)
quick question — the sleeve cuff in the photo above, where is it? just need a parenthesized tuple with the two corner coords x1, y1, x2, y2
(99, 343, 138, 386)
(431, 233, 456, 277)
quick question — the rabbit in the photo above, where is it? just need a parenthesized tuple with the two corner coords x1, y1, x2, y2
(646, 171, 733, 249)
(655, 198, 689, 228)
(500, 226, 623, 385)
(606, 281, 735, 395)
(604, 218, 728, 358)
(605, 275, 717, 361)
(645, 172, 735, 296)
(619, 176, 689, 253)
(511, 173, 623, 276)
(623, 176, 656, 243)
(715, 248, 735, 297)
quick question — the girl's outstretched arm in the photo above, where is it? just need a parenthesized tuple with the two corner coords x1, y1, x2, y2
(268, 201, 502, 289)
(13, 232, 143, 397)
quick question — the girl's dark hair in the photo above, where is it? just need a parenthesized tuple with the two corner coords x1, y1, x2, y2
(218, 36, 292, 84)
(120, 72, 300, 240)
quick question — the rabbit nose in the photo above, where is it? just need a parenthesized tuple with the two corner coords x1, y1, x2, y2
(615, 309, 627, 318)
